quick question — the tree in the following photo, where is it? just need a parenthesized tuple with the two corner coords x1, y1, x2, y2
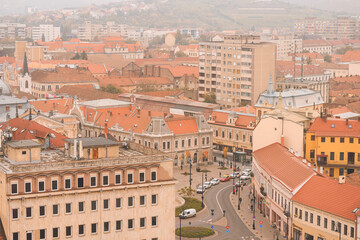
(175, 51, 187, 58)
(81, 51, 88, 60)
(204, 93, 216, 104)
(41, 34, 45, 42)
(125, 38, 136, 44)
(324, 54, 332, 63)
(100, 84, 122, 94)
(335, 46, 354, 55)
(306, 57, 312, 65)
(71, 52, 81, 60)
(177, 186, 195, 198)
(149, 35, 165, 47)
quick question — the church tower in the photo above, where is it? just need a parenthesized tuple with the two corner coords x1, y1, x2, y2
(19, 52, 32, 94)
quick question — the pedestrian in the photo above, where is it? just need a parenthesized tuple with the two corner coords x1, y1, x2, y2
(219, 172, 221, 178)
(180, 165, 183, 170)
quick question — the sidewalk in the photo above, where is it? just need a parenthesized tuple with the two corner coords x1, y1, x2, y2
(229, 182, 276, 240)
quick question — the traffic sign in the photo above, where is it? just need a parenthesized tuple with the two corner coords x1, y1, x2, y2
(226, 230, 229, 234)
(226, 226, 229, 230)
(211, 225, 214, 229)
(260, 225, 263, 228)
(259, 221, 263, 224)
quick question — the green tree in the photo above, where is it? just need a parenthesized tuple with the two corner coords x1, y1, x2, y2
(335, 46, 354, 55)
(100, 84, 122, 94)
(175, 51, 187, 57)
(149, 35, 165, 47)
(324, 54, 332, 63)
(71, 52, 81, 60)
(177, 186, 195, 197)
(306, 57, 312, 65)
(125, 38, 136, 44)
(204, 93, 216, 104)
(81, 51, 88, 60)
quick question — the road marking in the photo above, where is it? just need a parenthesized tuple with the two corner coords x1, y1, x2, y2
(216, 184, 233, 213)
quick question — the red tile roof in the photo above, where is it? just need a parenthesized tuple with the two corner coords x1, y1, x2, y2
(99, 76, 172, 87)
(302, 39, 331, 47)
(165, 117, 198, 134)
(307, 117, 360, 137)
(56, 85, 118, 101)
(276, 61, 326, 77)
(341, 51, 360, 62)
(31, 67, 99, 84)
(292, 175, 360, 221)
(328, 106, 354, 115)
(253, 143, 316, 192)
(135, 57, 198, 67)
(0, 56, 15, 64)
(159, 65, 199, 78)
(30, 98, 75, 114)
(137, 90, 183, 98)
(210, 111, 256, 129)
(0, 118, 68, 148)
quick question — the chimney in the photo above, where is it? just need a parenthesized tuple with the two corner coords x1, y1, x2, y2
(246, 105, 249, 113)
(339, 175, 346, 184)
(346, 119, 349, 125)
(148, 110, 151, 117)
(104, 122, 109, 135)
(281, 135, 285, 146)
(79, 140, 84, 159)
(73, 140, 78, 159)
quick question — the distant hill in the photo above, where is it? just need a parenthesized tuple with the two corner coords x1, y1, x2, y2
(282, 0, 360, 14)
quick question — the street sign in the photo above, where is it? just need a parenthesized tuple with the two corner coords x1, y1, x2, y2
(260, 225, 263, 228)
(226, 226, 229, 230)
(211, 225, 214, 229)
(259, 221, 263, 224)
(226, 230, 229, 234)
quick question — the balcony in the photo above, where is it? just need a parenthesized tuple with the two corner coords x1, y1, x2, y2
(316, 155, 328, 166)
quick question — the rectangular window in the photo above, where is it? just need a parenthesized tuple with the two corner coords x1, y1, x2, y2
(103, 199, 109, 210)
(321, 137, 325, 142)
(151, 171, 157, 181)
(40, 229, 45, 239)
(311, 135, 315, 141)
(90, 176, 96, 187)
(26, 207, 32, 218)
(38, 181, 45, 192)
(66, 226, 72, 237)
(77, 177, 84, 188)
(53, 228, 59, 238)
(116, 198, 122, 208)
(39, 206, 46, 217)
(305, 211, 308, 221)
(116, 220, 122, 231)
(163, 142, 166, 150)
(310, 150, 315, 158)
(53, 204, 59, 215)
(26, 232, 32, 240)
(331, 137, 335, 142)
(340, 152, 344, 160)
(188, 139, 191, 147)
(104, 222, 110, 232)
(340, 137, 344, 143)
(13, 233, 19, 240)
(140, 195, 146, 206)
(65, 179, 71, 189)
(79, 225, 85, 235)
(344, 224, 348, 235)
(299, 210, 302, 219)
(91, 200, 97, 211)
(330, 152, 335, 160)
(139, 172, 145, 182)
(102, 175, 109, 186)
(12, 208, 18, 220)
(140, 217, 146, 228)
(350, 138, 354, 143)
(331, 220, 335, 231)
(25, 182, 32, 193)
(182, 140, 185, 147)
(91, 223, 97, 234)
(351, 227, 354, 237)
(11, 183, 18, 194)
(127, 173, 133, 184)
(295, 207, 298, 216)
(317, 215, 321, 226)
(128, 197, 134, 207)
(128, 219, 134, 229)
(78, 201, 84, 212)
(51, 180, 58, 191)
(115, 174, 121, 184)
(152, 194, 157, 205)
(310, 213, 313, 223)
(151, 216, 157, 226)
(324, 218, 328, 228)
(65, 203, 71, 214)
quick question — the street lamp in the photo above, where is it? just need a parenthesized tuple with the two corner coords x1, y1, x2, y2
(189, 160, 192, 189)
(283, 205, 290, 239)
(238, 183, 242, 210)
(201, 172, 204, 208)
(195, 149, 198, 167)
(232, 149, 236, 195)
(179, 214, 182, 240)
(252, 187, 256, 230)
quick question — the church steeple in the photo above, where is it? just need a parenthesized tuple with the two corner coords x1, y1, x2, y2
(21, 52, 29, 76)
(266, 74, 274, 95)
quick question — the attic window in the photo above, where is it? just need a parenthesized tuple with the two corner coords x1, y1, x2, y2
(50, 133, 56, 138)
(29, 131, 34, 134)
(179, 123, 182, 127)
(20, 129, 25, 133)
(349, 124, 352, 129)
(12, 127, 18, 132)
(331, 124, 335, 128)
(89, 113, 93, 116)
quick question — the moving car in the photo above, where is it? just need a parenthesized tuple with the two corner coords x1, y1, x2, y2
(230, 172, 240, 178)
(240, 175, 250, 180)
(203, 182, 212, 189)
(197, 185, 205, 193)
(235, 180, 244, 187)
(179, 209, 197, 219)
(220, 175, 231, 182)
(210, 178, 220, 185)
(242, 169, 251, 175)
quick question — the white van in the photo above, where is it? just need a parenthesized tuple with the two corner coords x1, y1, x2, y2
(179, 209, 197, 219)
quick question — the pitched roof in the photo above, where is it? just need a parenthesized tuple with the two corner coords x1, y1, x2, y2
(30, 98, 75, 114)
(253, 143, 316, 192)
(302, 39, 331, 47)
(307, 117, 360, 137)
(55, 85, 118, 101)
(165, 117, 198, 134)
(31, 67, 99, 84)
(0, 118, 68, 148)
(292, 175, 360, 221)
(347, 101, 360, 113)
(341, 51, 360, 62)
(328, 105, 354, 115)
(159, 65, 199, 77)
(276, 62, 326, 77)
(210, 110, 256, 129)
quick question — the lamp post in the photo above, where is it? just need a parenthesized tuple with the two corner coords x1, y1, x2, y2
(189, 161, 192, 189)
(179, 213, 182, 240)
(195, 149, 198, 167)
(283, 205, 290, 239)
(238, 181, 241, 210)
(232, 149, 236, 195)
(201, 171, 204, 208)
(252, 187, 256, 230)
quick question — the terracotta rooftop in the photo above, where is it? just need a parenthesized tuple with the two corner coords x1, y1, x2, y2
(253, 143, 316, 192)
(135, 57, 198, 67)
(348, 101, 360, 113)
(292, 175, 360, 221)
(165, 117, 198, 134)
(137, 90, 183, 98)
(31, 67, 99, 84)
(302, 39, 331, 47)
(0, 118, 68, 148)
(319, 62, 348, 70)
(276, 62, 326, 77)
(209, 110, 256, 130)
(341, 51, 360, 62)
(159, 65, 199, 78)
(346, 172, 360, 187)
(99, 76, 173, 88)
(30, 98, 75, 114)
(56, 85, 118, 101)
(307, 117, 360, 137)
(328, 105, 354, 115)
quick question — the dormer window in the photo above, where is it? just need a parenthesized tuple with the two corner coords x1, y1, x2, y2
(331, 124, 335, 128)
(349, 124, 352, 129)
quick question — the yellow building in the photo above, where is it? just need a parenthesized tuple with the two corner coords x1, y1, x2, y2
(292, 175, 360, 240)
(306, 117, 360, 178)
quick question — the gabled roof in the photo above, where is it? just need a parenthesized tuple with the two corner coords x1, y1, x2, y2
(0, 118, 68, 148)
(31, 67, 99, 84)
(159, 65, 199, 78)
(55, 85, 118, 101)
(30, 98, 75, 114)
(307, 117, 360, 137)
(253, 143, 316, 192)
(341, 51, 360, 62)
(165, 117, 198, 134)
(292, 175, 360, 221)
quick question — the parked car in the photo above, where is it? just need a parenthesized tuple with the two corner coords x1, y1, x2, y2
(197, 185, 205, 193)
(230, 172, 240, 178)
(220, 175, 231, 182)
(179, 209, 197, 219)
(242, 169, 251, 175)
(203, 182, 212, 189)
(210, 178, 220, 185)
(235, 180, 244, 187)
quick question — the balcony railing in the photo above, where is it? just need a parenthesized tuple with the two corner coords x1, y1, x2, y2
(316, 155, 327, 166)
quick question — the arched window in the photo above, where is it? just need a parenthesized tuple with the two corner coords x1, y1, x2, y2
(25, 80, 28, 88)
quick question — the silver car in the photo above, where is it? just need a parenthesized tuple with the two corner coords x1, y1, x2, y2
(203, 182, 212, 189)
(197, 186, 205, 193)
(210, 178, 220, 185)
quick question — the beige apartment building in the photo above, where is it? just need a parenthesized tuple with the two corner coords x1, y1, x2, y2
(199, 35, 276, 107)
(0, 138, 175, 240)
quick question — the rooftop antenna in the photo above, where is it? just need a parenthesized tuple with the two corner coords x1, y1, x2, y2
(15, 103, 19, 118)
(29, 107, 32, 120)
